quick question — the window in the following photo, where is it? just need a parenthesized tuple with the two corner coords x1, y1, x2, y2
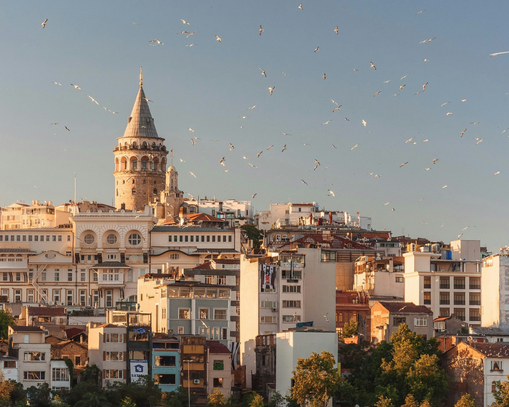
(170, 253, 179, 260)
(84, 234, 95, 245)
(155, 356, 176, 366)
(3, 361, 15, 369)
(24, 352, 46, 361)
(493, 381, 498, 393)
(23, 371, 45, 380)
(424, 292, 431, 305)
(107, 234, 117, 245)
(470, 293, 481, 306)
(213, 360, 224, 370)
(132, 188, 136, 195)
(105, 333, 123, 343)
(199, 309, 209, 320)
(52, 368, 69, 381)
(41, 272, 46, 282)
(470, 308, 481, 322)
(179, 236, 183, 243)
(54, 272, 60, 282)
(129, 233, 142, 245)
(214, 309, 227, 320)
(393, 317, 406, 326)
(470, 277, 481, 290)
(213, 378, 223, 388)
(68, 272, 73, 282)
(178, 327, 184, 334)
(80, 290, 86, 306)
(14, 290, 21, 302)
(414, 318, 428, 327)
(282, 300, 301, 308)
(185, 236, 188, 242)
(282, 285, 301, 293)
(81, 272, 86, 282)
(162, 308, 166, 319)
(93, 291, 99, 307)
(154, 374, 176, 385)
(454, 292, 465, 305)
(261, 316, 276, 323)
(27, 290, 34, 303)
(15, 273, 21, 282)
(282, 269, 302, 279)
(2, 274, 7, 282)
(283, 315, 301, 323)
(454, 277, 465, 290)
(395, 276, 404, 283)
(218, 275, 227, 285)
(105, 351, 124, 361)
(439, 292, 450, 305)
(439, 277, 450, 289)
(439, 308, 450, 318)
(179, 309, 191, 319)
(104, 370, 123, 379)
(58, 235, 62, 242)
(492, 361, 503, 371)
(205, 275, 216, 284)
(454, 308, 466, 321)
(261, 301, 277, 309)
(67, 290, 73, 305)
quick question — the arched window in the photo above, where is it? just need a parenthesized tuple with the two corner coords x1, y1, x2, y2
(142, 159, 147, 169)
(84, 234, 95, 245)
(132, 179, 135, 184)
(128, 233, 142, 245)
(133, 141, 137, 148)
(142, 142, 147, 149)
(152, 142, 156, 149)
(151, 161, 155, 170)
(132, 188, 136, 195)
(493, 381, 497, 393)
(132, 159, 137, 170)
(143, 180, 146, 184)
(116, 189, 118, 196)
(153, 188, 158, 195)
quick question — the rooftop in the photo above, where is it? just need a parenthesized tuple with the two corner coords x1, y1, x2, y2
(471, 343, 509, 358)
(206, 340, 231, 354)
(27, 307, 66, 317)
(377, 301, 432, 314)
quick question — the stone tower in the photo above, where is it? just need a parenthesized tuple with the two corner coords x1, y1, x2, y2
(113, 68, 168, 211)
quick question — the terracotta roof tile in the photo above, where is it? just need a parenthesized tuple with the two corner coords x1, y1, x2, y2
(206, 340, 231, 354)
(378, 301, 432, 314)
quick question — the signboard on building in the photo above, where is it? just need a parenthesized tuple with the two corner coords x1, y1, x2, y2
(130, 360, 148, 382)
(260, 263, 276, 292)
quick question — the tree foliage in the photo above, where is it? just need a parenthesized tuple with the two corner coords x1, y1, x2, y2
(74, 392, 111, 407)
(454, 393, 476, 407)
(208, 388, 227, 407)
(105, 376, 161, 407)
(290, 351, 341, 407)
(163, 386, 196, 407)
(0, 311, 15, 340)
(241, 225, 263, 249)
(339, 318, 358, 341)
(493, 376, 509, 407)
(249, 393, 265, 407)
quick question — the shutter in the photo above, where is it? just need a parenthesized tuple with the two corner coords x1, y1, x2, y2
(123, 369, 126, 380)
(103, 333, 105, 343)
(124, 333, 127, 343)
(123, 351, 126, 361)
(103, 351, 106, 361)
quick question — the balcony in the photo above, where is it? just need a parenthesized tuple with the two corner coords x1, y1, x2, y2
(98, 273, 124, 285)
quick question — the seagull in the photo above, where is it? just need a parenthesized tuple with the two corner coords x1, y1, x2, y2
(186, 31, 197, 38)
(460, 129, 467, 137)
(344, 117, 350, 121)
(50, 122, 58, 125)
(181, 19, 190, 25)
(178, 30, 189, 34)
(350, 144, 358, 151)
(423, 58, 429, 62)
(490, 51, 509, 57)
(440, 102, 449, 107)
(248, 105, 257, 110)
(328, 189, 335, 197)
(252, 193, 257, 198)
(185, 44, 197, 47)
(282, 72, 290, 76)
(399, 84, 406, 91)
(229, 143, 234, 150)
(476, 138, 484, 145)
(362, 119, 367, 127)
(282, 133, 290, 136)
(259, 68, 267, 77)
(494, 171, 501, 175)
(375, 174, 380, 178)
(257, 151, 263, 158)
(189, 171, 197, 178)
(374, 91, 381, 97)
(457, 233, 463, 239)
(71, 84, 82, 91)
(425, 168, 431, 171)
(249, 163, 258, 168)
(301, 179, 308, 185)
(42, 19, 48, 28)
(334, 26, 339, 35)
(400, 74, 409, 80)
(215, 35, 222, 42)
(400, 162, 408, 168)
(392, 208, 395, 211)
(149, 39, 164, 45)
(53, 82, 62, 86)
(299, 3, 303, 10)
(422, 139, 429, 142)
(332, 144, 337, 149)
(370, 62, 376, 70)
(420, 37, 436, 44)
(405, 137, 415, 144)
(268, 86, 275, 95)
(332, 105, 342, 113)
(179, 158, 186, 163)
(314, 46, 319, 52)
(259, 25, 264, 35)
(224, 170, 230, 173)
(446, 112, 453, 116)
(461, 99, 467, 102)
(267, 145, 273, 150)
(422, 82, 428, 91)
(322, 73, 326, 80)
(87, 95, 99, 105)
(470, 122, 479, 125)
(142, 97, 153, 103)
(314, 159, 321, 165)
(132, 22, 139, 25)
(383, 80, 391, 84)
(282, 145, 287, 152)
(384, 202, 390, 206)
(322, 120, 331, 125)
(416, 9, 426, 14)
(64, 126, 70, 131)
(313, 165, 319, 171)
(442, 185, 448, 189)
(219, 157, 225, 166)
(433, 158, 439, 164)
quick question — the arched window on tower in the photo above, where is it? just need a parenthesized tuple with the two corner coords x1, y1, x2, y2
(153, 188, 158, 196)
(115, 158, 119, 172)
(142, 142, 147, 149)
(133, 141, 137, 149)
(132, 179, 135, 184)
(132, 188, 136, 195)
(142, 159, 147, 169)
(143, 180, 146, 184)
(132, 159, 137, 170)
(116, 189, 118, 196)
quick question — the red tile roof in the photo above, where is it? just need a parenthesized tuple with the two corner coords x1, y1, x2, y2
(206, 341, 231, 354)
(471, 343, 509, 358)
(213, 259, 240, 265)
(65, 327, 85, 340)
(192, 262, 212, 270)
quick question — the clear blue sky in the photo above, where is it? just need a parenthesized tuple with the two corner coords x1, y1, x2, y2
(1, 1, 509, 251)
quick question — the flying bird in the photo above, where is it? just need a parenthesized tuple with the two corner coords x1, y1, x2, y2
(186, 31, 197, 38)
(350, 144, 358, 151)
(248, 105, 257, 110)
(423, 58, 429, 62)
(422, 139, 429, 142)
(301, 179, 308, 185)
(282, 72, 290, 76)
(384, 202, 390, 206)
(399, 84, 406, 91)
(383, 80, 391, 84)
(257, 151, 263, 158)
(64, 126, 70, 131)
(249, 163, 258, 168)
(457, 233, 463, 239)
(490, 51, 509, 57)
(259, 25, 264, 35)
(461, 129, 467, 137)
(420, 37, 436, 44)
(229, 143, 234, 150)
(332, 105, 342, 113)
(332, 144, 337, 149)
(53, 82, 61, 86)
(313, 165, 319, 171)
(446, 112, 453, 116)
(400, 162, 408, 168)
(88, 95, 99, 105)
(149, 39, 164, 45)
(181, 19, 190, 25)
(259, 68, 267, 77)
(433, 158, 439, 164)
(42, 19, 48, 28)
(374, 91, 381, 97)
(71, 84, 82, 91)
(370, 62, 376, 70)
(282, 145, 287, 152)
(416, 9, 426, 14)
(362, 119, 367, 127)
(252, 193, 257, 198)
(179, 158, 186, 163)
(298, 3, 303, 10)
(215, 35, 222, 42)
(461, 99, 467, 102)
(189, 171, 197, 178)
(476, 138, 484, 145)
(321, 120, 331, 125)
(442, 185, 448, 189)
(268, 86, 275, 95)
(405, 137, 415, 144)
(422, 82, 428, 91)
(314, 159, 321, 165)
(50, 122, 58, 125)
(185, 44, 197, 47)
(440, 102, 449, 107)
(322, 73, 326, 80)
(494, 171, 501, 175)
(334, 26, 338, 35)
(314, 46, 319, 52)
(191, 139, 195, 146)
(267, 145, 273, 150)
(425, 168, 431, 171)
(328, 189, 335, 197)
(400, 74, 409, 80)
(219, 157, 225, 166)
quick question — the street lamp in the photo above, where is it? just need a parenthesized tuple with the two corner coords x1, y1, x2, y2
(183, 359, 192, 407)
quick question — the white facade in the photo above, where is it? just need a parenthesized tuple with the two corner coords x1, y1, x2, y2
(481, 254, 509, 328)
(275, 330, 338, 399)
(188, 198, 253, 220)
(240, 248, 336, 388)
(50, 360, 71, 392)
(0, 356, 18, 382)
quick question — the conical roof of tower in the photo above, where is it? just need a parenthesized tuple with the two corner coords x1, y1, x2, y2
(122, 86, 161, 139)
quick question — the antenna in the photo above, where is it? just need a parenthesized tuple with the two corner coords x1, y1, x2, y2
(74, 173, 77, 204)
(140, 66, 143, 86)
(171, 149, 174, 166)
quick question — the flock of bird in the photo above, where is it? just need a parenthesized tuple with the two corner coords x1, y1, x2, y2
(37, 6, 509, 242)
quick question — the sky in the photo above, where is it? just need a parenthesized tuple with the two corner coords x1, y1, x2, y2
(1, 1, 509, 251)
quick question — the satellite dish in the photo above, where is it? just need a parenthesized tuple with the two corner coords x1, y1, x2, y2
(48, 301, 54, 306)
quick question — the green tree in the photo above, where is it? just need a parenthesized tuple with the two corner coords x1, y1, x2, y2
(290, 351, 341, 407)
(406, 354, 448, 405)
(208, 388, 227, 407)
(339, 318, 358, 341)
(74, 392, 111, 407)
(401, 394, 418, 407)
(267, 391, 284, 407)
(0, 311, 15, 340)
(27, 383, 52, 407)
(120, 396, 137, 407)
(375, 395, 394, 407)
(51, 394, 70, 407)
(163, 387, 196, 407)
(241, 225, 263, 249)
(493, 376, 509, 407)
(249, 393, 265, 407)
(454, 393, 476, 407)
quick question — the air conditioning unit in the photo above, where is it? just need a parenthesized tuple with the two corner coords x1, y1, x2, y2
(271, 308, 277, 312)
(193, 379, 200, 384)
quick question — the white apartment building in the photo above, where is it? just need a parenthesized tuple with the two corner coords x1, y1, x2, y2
(404, 240, 482, 325)
(0, 201, 70, 230)
(240, 247, 336, 388)
(481, 253, 509, 329)
(186, 198, 253, 222)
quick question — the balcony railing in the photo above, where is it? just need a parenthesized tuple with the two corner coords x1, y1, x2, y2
(98, 274, 124, 285)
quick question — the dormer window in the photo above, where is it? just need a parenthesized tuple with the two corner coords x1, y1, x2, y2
(492, 361, 502, 371)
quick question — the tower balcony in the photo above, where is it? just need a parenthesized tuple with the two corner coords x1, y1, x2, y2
(114, 144, 167, 152)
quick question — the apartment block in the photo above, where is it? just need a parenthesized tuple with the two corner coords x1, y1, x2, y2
(481, 253, 509, 329)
